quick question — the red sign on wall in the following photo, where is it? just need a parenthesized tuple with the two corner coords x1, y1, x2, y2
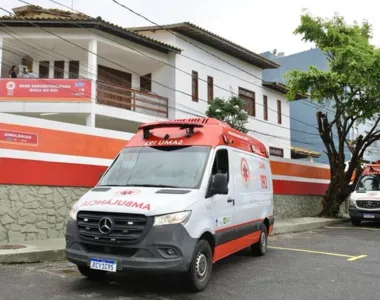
(0, 129, 38, 146)
(0, 79, 91, 102)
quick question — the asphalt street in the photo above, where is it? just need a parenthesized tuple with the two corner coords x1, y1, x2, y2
(1, 222, 380, 300)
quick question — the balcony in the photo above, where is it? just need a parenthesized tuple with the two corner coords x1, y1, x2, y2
(0, 78, 169, 119)
(97, 81, 168, 118)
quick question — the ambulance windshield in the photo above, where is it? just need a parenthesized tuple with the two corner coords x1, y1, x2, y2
(356, 174, 380, 191)
(98, 146, 211, 189)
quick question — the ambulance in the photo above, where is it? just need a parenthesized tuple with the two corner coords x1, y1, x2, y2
(349, 163, 380, 226)
(65, 118, 274, 292)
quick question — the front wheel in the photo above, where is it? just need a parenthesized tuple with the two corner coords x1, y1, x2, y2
(351, 218, 361, 226)
(182, 239, 213, 292)
(251, 223, 268, 256)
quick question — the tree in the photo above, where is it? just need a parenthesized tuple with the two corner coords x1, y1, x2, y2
(206, 96, 249, 133)
(285, 13, 380, 217)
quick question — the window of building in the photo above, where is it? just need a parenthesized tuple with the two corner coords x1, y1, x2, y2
(140, 73, 152, 92)
(207, 76, 214, 102)
(269, 147, 284, 157)
(39, 61, 49, 78)
(54, 61, 64, 79)
(238, 87, 255, 117)
(192, 71, 198, 102)
(277, 100, 282, 124)
(68, 61, 79, 79)
(263, 95, 268, 121)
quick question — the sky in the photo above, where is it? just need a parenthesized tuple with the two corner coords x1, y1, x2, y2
(1, 0, 379, 56)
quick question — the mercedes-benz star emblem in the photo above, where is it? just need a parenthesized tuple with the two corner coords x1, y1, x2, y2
(98, 217, 113, 234)
(366, 201, 373, 208)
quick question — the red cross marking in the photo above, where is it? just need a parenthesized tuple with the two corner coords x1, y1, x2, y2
(120, 190, 135, 195)
(241, 158, 250, 184)
(243, 165, 249, 182)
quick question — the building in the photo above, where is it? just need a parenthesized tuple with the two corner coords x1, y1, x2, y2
(261, 48, 380, 164)
(0, 5, 301, 158)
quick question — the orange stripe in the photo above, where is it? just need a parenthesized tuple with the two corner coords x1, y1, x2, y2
(213, 231, 261, 263)
(0, 123, 127, 159)
(270, 160, 330, 180)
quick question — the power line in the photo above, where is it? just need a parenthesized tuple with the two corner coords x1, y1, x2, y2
(2, 57, 316, 152)
(38, 0, 320, 131)
(0, 5, 322, 140)
(0, 5, 321, 137)
(110, 0, 329, 119)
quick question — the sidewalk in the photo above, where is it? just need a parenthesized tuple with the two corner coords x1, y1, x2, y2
(0, 217, 349, 264)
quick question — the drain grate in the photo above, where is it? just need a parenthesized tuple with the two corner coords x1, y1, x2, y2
(0, 245, 27, 250)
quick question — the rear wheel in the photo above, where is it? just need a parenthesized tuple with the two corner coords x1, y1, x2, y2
(251, 223, 268, 256)
(182, 239, 213, 292)
(351, 218, 361, 226)
(77, 265, 108, 281)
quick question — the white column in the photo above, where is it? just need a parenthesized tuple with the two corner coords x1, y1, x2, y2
(49, 61, 54, 78)
(131, 73, 139, 90)
(86, 113, 95, 127)
(87, 39, 98, 127)
(64, 61, 69, 79)
(88, 39, 98, 103)
(32, 60, 39, 77)
(0, 37, 3, 78)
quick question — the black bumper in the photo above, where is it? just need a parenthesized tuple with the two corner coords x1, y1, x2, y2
(349, 208, 380, 221)
(65, 219, 197, 274)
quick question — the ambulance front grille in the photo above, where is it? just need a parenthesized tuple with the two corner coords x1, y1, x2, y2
(77, 211, 149, 244)
(356, 200, 380, 209)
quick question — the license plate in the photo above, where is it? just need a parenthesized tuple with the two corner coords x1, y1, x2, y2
(363, 214, 375, 219)
(90, 258, 117, 272)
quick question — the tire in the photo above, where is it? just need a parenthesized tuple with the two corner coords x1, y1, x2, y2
(77, 265, 108, 281)
(182, 239, 213, 293)
(251, 223, 268, 256)
(351, 218, 361, 226)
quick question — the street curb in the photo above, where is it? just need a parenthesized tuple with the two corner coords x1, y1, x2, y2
(272, 218, 350, 235)
(0, 249, 65, 264)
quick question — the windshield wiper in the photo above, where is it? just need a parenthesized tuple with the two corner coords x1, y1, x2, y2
(125, 184, 180, 188)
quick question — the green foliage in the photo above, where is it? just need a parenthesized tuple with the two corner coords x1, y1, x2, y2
(285, 13, 380, 120)
(285, 12, 380, 216)
(206, 96, 249, 133)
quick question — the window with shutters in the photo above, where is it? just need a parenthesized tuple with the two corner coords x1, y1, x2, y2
(192, 71, 198, 102)
(277, 100, 282, 124)
(263, 95, 268, 121)
(238, 87, 255, 117)
(140, 73, 152, 92)
(54, 61, 64, 79)
(39, 61, 49, 78)
(207, 76, 214, 102)
(69, 61, 79, 79)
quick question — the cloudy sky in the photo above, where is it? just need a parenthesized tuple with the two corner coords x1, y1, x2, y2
(1, 0, 378, 56)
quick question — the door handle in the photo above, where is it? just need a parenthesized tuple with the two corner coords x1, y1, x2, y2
(227, 198, 235, 205)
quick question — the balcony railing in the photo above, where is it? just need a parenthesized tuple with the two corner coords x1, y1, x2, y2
(97, 81, 168, 118)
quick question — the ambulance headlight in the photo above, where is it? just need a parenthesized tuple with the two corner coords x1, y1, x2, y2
(69, 203, 79, 221)
(153, 211, 191, 226)
(349, 198, 356, 208)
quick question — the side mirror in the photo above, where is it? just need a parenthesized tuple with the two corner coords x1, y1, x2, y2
(99, 172, 104, 180)
(209, 173, 228, 196)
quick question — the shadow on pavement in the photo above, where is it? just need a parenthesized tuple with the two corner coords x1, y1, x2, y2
(66, 247, 259, 298)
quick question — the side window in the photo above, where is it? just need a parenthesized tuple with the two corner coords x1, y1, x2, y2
(211, 149, 229, 182)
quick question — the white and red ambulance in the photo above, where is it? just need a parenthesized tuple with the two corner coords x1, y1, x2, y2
(65, 118, 274, 292)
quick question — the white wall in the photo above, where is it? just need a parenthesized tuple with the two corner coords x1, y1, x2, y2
(138, 30, 291, 158)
